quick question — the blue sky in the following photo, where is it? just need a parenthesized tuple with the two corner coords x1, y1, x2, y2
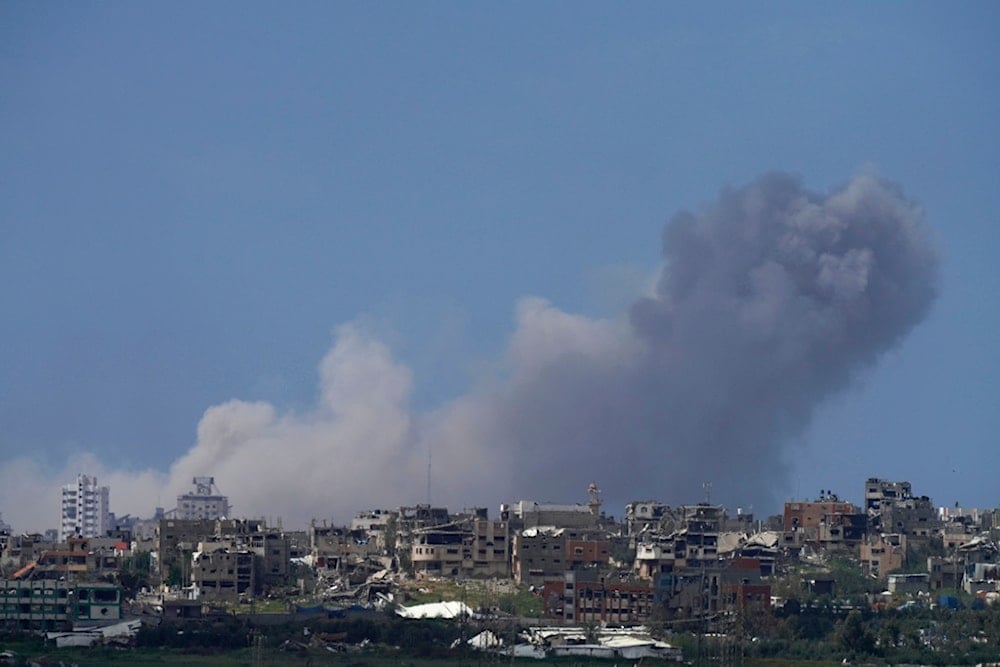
(1, 3, 997, 530)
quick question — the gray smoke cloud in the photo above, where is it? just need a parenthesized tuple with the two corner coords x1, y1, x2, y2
(0, 171, 939, 530)
(428, 171, 939, 511)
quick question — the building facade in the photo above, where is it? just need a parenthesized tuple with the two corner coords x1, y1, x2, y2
(59, 475, 110, 541)
(0, 579, 121, 631)
(176, 477, 231, 521)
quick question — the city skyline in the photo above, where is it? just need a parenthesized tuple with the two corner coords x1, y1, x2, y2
(6, 469, 994, 536)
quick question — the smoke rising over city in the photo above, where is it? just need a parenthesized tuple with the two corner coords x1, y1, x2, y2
(429, 171, 939, 510)
(0, 172, 940, 530)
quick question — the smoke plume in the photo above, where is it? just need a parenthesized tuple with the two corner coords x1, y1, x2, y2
(0, 172, 939, 530)
(445, 171, 940, 510)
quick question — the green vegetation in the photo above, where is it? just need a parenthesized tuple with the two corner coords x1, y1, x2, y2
(114, 550, 153, 598)
(741, 600, 1000, 665)
(825, 555, 879, 599)
(4, 600, 1000, 667)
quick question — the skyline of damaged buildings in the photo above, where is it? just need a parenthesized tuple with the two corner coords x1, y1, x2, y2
(1, 474, 998, 630)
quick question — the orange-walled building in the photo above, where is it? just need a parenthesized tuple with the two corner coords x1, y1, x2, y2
(783, 498, 858, 532)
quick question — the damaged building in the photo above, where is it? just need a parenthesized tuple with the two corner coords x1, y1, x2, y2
(632, 504, 773, 621)
(865, 478, 940, 537)
(410, 508, 509, 579)
(782, 493, 866, 550)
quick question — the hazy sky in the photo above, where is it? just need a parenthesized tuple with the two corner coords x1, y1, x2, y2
(1, 3, 997, 531)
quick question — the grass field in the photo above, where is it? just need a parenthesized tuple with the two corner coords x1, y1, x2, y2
(0, 639, 850, 667)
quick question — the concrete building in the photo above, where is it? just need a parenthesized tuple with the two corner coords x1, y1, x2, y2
(309, 524, 347, 573)
(633, 505, 727, 580)
(349, 509, 397, 556)
(782, 494, 858, 532)
(928, 555, 963, 591)
(59, 475, 110, 541)
(410, 510, 509, 579)
(624, 501, 679, 538)
(0, 579, 122, 631)
(502, 501, 601, 531)
(865, 478, 913, 516)
(1, 533, 55, 577)
(782, 494, 866, 547)
(864, 478, 940, 538)
(887, 572, 929, 595)
(191, 542, 255, 603)
(176, 477, 231, 521)
(720, 558, 772, 615)
(547, 569, 657, 624)
(513, 527, 610, 587)
(860, 533, 906, 580)
(350, 509, 393, 534)
(156, 518, 217, 582)
(397, 505, 450, 532)
(630, 504, 771, 621)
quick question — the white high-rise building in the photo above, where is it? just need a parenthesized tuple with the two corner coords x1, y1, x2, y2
(59, 474, 110, 541)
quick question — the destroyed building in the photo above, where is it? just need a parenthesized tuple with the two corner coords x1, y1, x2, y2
(631, 504, 773, 621)
(155, 517, 292, 598)
(410, 508, 509, 578)
(865, 478, 940, 537)
(191, 542, 255, 603)
(547, 569, 657, 624)
(782, 492, 866, 548)
(513, 527, 612, 588)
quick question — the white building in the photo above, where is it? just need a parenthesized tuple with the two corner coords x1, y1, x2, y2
(176, 477, 231, 521)
(60, 474, 110, 541)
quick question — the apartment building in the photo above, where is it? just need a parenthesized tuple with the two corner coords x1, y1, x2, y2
(176, 477, 231, 521)
(191, 542, 255, 603)
(782, 494, 866, 547)
(513, 527, 610, 587)
(548, 569, 657, 624)
(0, 579, 122, 631)
(59, 474, 110, 541)
(410, 512, 509, 578)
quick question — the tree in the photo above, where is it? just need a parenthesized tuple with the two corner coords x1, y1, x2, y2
(117, 550, 153, 598)
(878, 618, 901, 649)
(837, 609, 875, 655)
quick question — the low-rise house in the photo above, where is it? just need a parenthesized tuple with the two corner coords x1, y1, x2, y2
(860, 533, 906, 580)
(1, 534, 55, 576)
(887, 572, 930, 595)
(719, 557, 771, 615)
(928, 555, 963, 591)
